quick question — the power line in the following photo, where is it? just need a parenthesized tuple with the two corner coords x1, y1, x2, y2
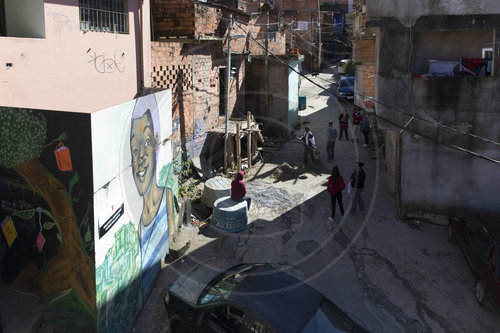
(233, 21, 500, 165)
(184, 8, 500, 148)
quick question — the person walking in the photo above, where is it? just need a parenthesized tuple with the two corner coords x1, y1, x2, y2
(326, 166, 345, 228)
(326, 121, 338, 162)
(299, 126, 316, 165)
(349, 161, 366, 215)
(352, 107, 362, 143)
(361, 111, 371, 147)
(231, 171, 251, 209)
(338, 109, 349, 140)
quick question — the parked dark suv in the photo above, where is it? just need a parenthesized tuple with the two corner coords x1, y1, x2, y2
(164, 263, 369, 332)
(448, 210, 500, 311)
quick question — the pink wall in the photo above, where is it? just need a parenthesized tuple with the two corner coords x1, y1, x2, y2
(0, 1, 149, 113)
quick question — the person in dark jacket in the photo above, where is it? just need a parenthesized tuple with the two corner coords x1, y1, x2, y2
(349, 161, 366, 215)
(338, 110, 349, 140)
(352, 107, 362, 143)
(231, 171, 251, 209)
(326, 121, 338, 162)
(327, 166, 345, 226)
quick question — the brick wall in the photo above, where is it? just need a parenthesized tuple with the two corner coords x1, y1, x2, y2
(359, 38, 375, 63)
(152, 0, 196, 38)
(360, 38, 375, 98)
(152, 1, 227, 40)
(151, 41, 244, 159)
(246, 14, 287, 56)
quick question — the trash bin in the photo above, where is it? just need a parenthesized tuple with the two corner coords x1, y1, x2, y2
(299, 95, 306, 110)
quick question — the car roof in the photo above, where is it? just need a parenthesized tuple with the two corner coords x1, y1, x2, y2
(230, 264, 323, 332)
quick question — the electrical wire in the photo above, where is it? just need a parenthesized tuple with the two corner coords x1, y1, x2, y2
(232, 21, 500, 165)
(179, 5, 500, 148)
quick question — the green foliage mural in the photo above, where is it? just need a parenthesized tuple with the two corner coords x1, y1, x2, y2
(0, 107, 96, 332)
(96, 222, 142, 333)
(0, 108, 47, 168)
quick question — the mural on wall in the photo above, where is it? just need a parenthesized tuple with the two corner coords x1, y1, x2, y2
(0, 108, 96, 331)
(130, 94, 175, 296)
(93, 90, 176, 333)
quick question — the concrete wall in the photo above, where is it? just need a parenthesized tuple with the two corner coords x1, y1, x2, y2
(400, 130, 500, 214)
(367, 10, 500, 214)
(246, 57, 291, 136)
(0, 0, 145, 113)
(288, 59, 300, 134)
(413, 30, 493, 75)
(384, 130, 401, 200)
(374, 15, 500, 130)
(366, 0, 500, 26)
(91, 90, 176, 333)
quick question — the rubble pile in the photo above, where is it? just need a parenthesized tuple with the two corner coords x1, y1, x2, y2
(270, 162, 300, 181)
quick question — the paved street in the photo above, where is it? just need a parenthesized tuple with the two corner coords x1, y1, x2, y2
(132, 67, 500, 333)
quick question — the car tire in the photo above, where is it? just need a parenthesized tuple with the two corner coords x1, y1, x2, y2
(170, 315, 187, 333)
(447, 223, 456, 244)
(475, 279, 486, 307)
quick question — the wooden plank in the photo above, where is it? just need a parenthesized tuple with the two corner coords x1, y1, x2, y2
(236, 123, 241, 171)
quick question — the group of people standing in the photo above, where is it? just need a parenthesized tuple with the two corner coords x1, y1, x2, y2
(299, 106, 370, 228)
(338, 107, 371, 147)
(326, 161, 366, 226)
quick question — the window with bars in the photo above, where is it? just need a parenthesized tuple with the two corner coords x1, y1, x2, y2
(79, 0, 128, 34)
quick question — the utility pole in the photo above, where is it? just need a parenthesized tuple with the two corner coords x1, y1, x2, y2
(265, 9, 269, 116)
(310, 16, 313, 72)
(224, 14, 232, 172)
(317, 0, 322, 70)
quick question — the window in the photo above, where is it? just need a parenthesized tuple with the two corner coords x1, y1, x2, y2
(79, 0, 128, 34)
(0, 0, 5, 36)
(0, 0, 45, 38)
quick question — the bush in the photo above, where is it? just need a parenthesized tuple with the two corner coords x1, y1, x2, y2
(174, 160, 201, 200)
(342, 60, 354, 76)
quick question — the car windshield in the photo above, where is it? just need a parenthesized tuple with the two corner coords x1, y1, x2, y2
(300, 299, 354, 333)
(199, 264, 263, 305)
(340, 78, 354, 87)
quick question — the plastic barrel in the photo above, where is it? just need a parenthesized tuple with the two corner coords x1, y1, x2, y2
(201, 176, 231, 208)
(299, 95, 307, 110)
(211, 197, 249, 233)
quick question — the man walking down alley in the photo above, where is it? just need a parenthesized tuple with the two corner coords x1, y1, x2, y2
(300, 126, 316, 165)
(349, 161, 366, 215)
(326, 121, 338, 162)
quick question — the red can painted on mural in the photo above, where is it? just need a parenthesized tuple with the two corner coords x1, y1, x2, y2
(54, 144, 73, 172)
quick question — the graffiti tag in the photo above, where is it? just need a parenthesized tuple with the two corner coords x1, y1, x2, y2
(87, 50, 126, 74)
(47, 12, 72, 31)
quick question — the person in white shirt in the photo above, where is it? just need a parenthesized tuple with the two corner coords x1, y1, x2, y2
(300, 126, 316, 165)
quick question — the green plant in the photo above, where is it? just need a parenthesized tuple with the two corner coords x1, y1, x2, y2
(174, 160, 201, 200)
(342, 61, 354, 75)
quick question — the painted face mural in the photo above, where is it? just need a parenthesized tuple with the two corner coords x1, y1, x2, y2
(94, 90, 176, 333)
(130, 94, 171, 298)
(130, 110, 157, 199)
